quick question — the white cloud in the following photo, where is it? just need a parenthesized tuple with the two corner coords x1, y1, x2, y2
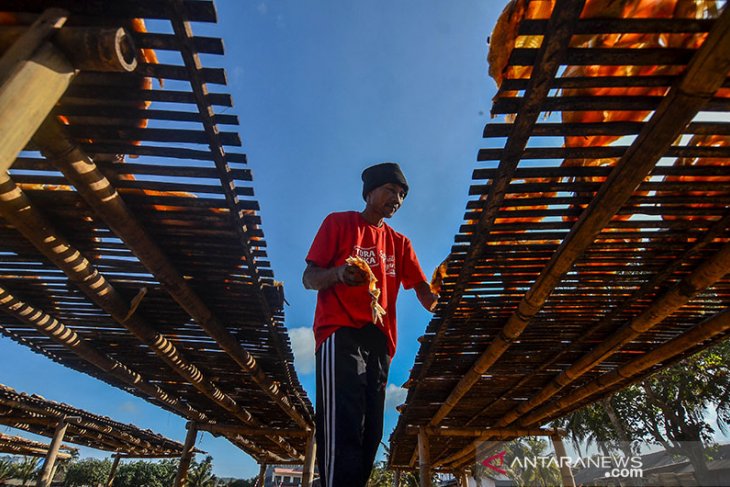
(118, 401, 139, 414)
(385, 383, 408, 411)
(290, 327, 315, 375)
(257, 2, 268, 15)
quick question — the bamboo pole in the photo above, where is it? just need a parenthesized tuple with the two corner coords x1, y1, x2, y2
(497, 241, 730, 428)
(406, 426, 556, 438)
(302, 431, 316, 487)
(0, 10, 72, 173)
(34, 119, 311, 431)
(0, 26, 137, 72)
(426, 3, 730, 429)
(460, 470, 470, 487)
(105, 455, 121, 487)
(521, 308, 730, 427)
(441, 245, 730, 466)
(459, 211, 730, 430)
(439, 440, 501, 471)
(0, 395, 162, 454)
(418, 427, 432, 487)
(0, 172, 301, 460)
(255, 463, 267, 487)
(0, 283, 208, 423)
(551, 435, 576, 487)
(195, 423, 307, 437)
(36, 418, 67, 487)
(173, 422, 198, 487)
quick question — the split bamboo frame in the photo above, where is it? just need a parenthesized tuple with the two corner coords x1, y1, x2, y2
(0, 173, 301, 460)
(34, 119, 311, 432)
(424, 3, 730, 431)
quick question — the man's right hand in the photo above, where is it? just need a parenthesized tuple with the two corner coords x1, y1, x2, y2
(337, 264, 369, 286)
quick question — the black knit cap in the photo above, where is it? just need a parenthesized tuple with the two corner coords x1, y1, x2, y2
(361, 162, 409, 201)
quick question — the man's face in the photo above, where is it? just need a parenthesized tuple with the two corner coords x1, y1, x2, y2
(366, 182, 406, 219)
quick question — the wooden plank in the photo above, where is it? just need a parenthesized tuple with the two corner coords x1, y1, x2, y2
(138, 63, 226, 85)
(78, 143, 247, 163)
(0, 1, 217, 23)
(132, 32, 224, 55)
(0, 10, 72, 173)
(477, 145, 730, 161)
(64, 125, 242, 147)
(518, 18, 714, 36)
(11, 158, 252, 181)
(510, 47, 696, 67)
(63, 85, 233, 107)
(492, 94, 730, 114)
(55, 105, 238, 126)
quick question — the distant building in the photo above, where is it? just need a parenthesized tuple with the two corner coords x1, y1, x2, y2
(572, 443, 730, 486)
(264, 464, 319, 487)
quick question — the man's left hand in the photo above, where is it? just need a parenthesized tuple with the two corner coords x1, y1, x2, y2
(415, 281, 439, 312)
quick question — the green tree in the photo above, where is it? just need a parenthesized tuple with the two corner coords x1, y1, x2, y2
(188, 456, 216, 487)
(554, 339, 730, 485)
(0, 456, 14, 483)
(14, 456, 40, 486)
(157, 458, 178, 486)
(63, 458, 112, 487)
(112, 460, 169, 487)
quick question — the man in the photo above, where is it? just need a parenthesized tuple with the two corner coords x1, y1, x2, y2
(303, 162, 437, 487)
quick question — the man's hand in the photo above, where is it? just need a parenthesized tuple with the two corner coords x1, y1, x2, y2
(415, 281, 439, 312)
(303, 262, 368, 290)
(337, 264, 369, 287)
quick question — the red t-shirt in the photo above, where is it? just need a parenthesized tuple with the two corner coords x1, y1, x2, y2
(306, 211, 427, 357)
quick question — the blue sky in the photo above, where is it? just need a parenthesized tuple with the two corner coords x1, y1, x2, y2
(0, 0, 499, 479)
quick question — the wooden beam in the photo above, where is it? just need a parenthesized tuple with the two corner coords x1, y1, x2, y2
(426, 3, 730, 429)
(393, 469, 401, 487)
(551, 435, 576, 487)
(255, 463, 267, 487)
(173, 422, 197, 487)
(195, 422, 307, 437)
(406, 426, 557, 438)
(0, 9, 71, 173)
(418, 427, 432, 487)
(105, 455, 121, 487)
(459, 470, 470, 487)
(301, 431, 316, 487)
(36, 418, 67, 487)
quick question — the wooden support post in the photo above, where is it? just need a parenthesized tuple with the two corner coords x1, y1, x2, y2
(302, 431, 316, 487)
(392, 469, 401, 487)
(106, 455, 121, 487)
(255, 463, 267, 487)
(418, 427, 432, 487)
(459, 470, 471, 487)
(36, 417, 68, 487)
(173, 422, 198, 487)
(0, 9, 73, 173)
(551, 435, 576, 487)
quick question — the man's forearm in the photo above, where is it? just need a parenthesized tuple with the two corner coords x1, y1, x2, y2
(415, 281, 438, 312)
(302, 263, 341, 290)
